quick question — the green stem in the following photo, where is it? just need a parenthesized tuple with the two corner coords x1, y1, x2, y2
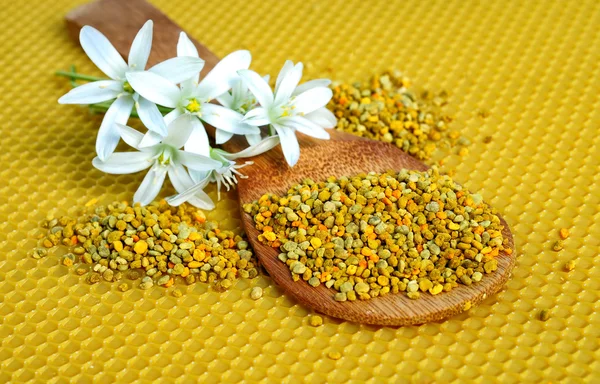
(88, 102, 121, 115)
(156, 105, 174, 114)
(56, 70, 106, 82)
(68, 65, 78, 88)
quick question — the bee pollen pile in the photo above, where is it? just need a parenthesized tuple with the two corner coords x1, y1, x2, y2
(328, 71, 468, 161)
(245, 167, 510, 301)
(33, 201, 258, 290)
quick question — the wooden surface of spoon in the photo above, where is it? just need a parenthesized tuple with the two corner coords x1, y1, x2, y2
(67, 0, 516, 326)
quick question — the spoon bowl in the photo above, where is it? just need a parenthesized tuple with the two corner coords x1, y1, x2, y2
(228, 131, 515, 326)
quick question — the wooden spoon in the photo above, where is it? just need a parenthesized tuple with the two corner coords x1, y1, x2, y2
(66, 0, 516, 326)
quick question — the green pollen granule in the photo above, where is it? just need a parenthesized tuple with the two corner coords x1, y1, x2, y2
(245, 167, 507, 301)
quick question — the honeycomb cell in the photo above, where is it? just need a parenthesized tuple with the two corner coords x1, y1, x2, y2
(0, 0, 599, 382)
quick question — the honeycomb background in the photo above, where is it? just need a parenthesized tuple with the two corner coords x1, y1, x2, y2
(0, 0, 599, 382)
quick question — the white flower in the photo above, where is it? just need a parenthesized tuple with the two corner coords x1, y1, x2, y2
(92, 114, 222, 208)
(237, 60, 335, 167)
(291, 78, 337, 129)
(126, 33, 259, 153)
(58, 20, 205, 161)
(217, 75, 270, 145)
(166, 135, 280, 206)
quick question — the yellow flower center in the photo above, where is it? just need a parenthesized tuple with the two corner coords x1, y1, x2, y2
(123, 81, 134, 94)
(278, 103, 297, 118)
(186, 98, 201, 113)
(158, 152, 171, 165)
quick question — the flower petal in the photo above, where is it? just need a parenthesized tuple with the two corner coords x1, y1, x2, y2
(186, 192, 216, 209)
(58, 80, 123, 104)
(273, 124, 300, 167)
(215, 129, 234, 145)
(116, 123, 144, 149)
(167, 163, 215, 209)
(292, 79, 331, 96)
(139, 131, 163, 148)
(292, 87, 333, 115)
(237, 69, 274, 107)
(134, 164, 168, 206)
(274, 62, 303, 105)
(126, 71, 181, 108)
(304, 107, 337, 128)
(177, 32, 199, 58)
(242, 107, 270, 126)
(176, 150, 221, 171)
(188, 169, 210, 184)
(180, 79, 197, 98)
(167, 162, 194, 192)
(246, 133, 262, 146)
(168, 163, 195, 192)
(96, 95, 134, 161)
(275, 60, 294, 92)
(166, 173, 213, 208)
(149, 56, 205, 84)
(196, 50, 252, 100)
(219, 135, 280, 160)
(202, 103, 260, 135)
(128, 20, 153, 70)
(183, 119, 211, 157)
(233, 77, 247, 98)
(163, 114, 196, 148)
(283, 116, 330, 140)
(80, 26, 128, 80)
(136, 97, 168, 136)
(216, 91, 234, 109)
(92, 151, 154, 174)
(164, 108, 183, 125)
